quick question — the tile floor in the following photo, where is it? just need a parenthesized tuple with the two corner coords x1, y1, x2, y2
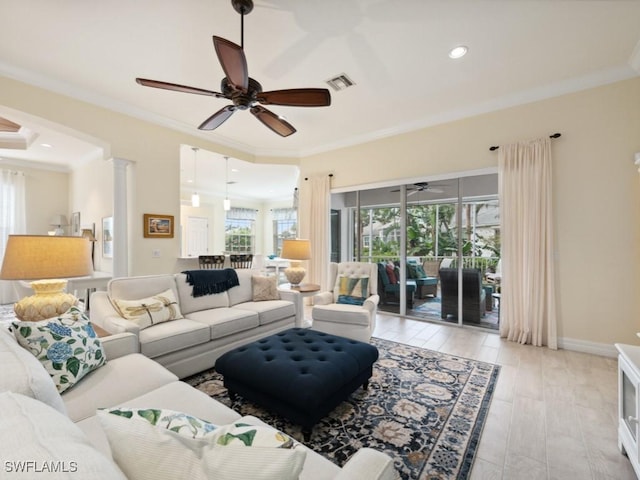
(366, 312, 636, 480)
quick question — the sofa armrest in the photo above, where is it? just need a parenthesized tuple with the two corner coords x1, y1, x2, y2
(334, 448, 396, 480)
(90, 291, 141, 336)
(277, 288, 303, 327)
(363, 294, 380, 313)
(101, 332, 140, 360)
(313, 291, 334, 305)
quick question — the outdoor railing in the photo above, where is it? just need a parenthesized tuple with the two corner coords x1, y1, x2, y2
(360, 255, 500, 275)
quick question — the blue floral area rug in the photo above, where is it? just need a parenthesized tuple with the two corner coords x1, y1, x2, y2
(185, 338, 500, 480)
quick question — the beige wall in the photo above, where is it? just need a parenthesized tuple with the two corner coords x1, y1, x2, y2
(2, 74, 639, 348)
(0, 162, 69, 235)
(0, 76, 254, 275)
(300, 78, 640, 347)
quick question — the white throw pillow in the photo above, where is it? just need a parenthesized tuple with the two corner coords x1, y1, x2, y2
(0, 326, 66, 414)
(112, 288, 183, 330)
(12, 307, 106, 394)
(97, 408, 306, 480)
(0, 391, 126, 479)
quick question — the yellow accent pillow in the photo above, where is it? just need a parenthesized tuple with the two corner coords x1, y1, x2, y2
(113, 288, 182, 330)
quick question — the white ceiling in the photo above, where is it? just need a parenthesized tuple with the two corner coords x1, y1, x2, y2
(0, 0, 639, 200)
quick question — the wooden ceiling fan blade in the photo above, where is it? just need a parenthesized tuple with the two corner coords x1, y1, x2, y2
(0, 116, 20, 132)
(213, 36, 248, 90)
(257, 88, 331, 107)
(198, 106, 236, 130)
(250, 106, 296, 137)
(136, 78, 225, 98)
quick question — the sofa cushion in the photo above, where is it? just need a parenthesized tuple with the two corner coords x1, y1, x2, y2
(138, 318, 210, 358)
(233, 300, 296, 326)
(186, 308, 259, 340)
(0, 325, 66, 414)
(0, 391, 126, 479)
(407, 263, 427, 279)
(108, 274, 178, 301)
(252, 275, 279, 301)
(112, 288, 183, 330)
(97, 408, 306, 480)
(175, 273, 229, 315)
(62, 353, 178, 422)
(12, 307, 106, 394)
(227, 269, 257, 306)
(312, 303, 371, 326)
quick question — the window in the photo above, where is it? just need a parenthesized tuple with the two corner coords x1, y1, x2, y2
(272, 208, 297, 255)
(225, 207, 256, 253)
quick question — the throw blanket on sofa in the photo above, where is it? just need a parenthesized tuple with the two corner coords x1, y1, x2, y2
(182, 269, 240, 297)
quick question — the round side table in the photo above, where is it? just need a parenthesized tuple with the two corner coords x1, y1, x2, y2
(279, 283, 320, 298)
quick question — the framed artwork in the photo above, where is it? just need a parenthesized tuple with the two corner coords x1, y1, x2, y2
(71, 212, 81, 236)
(143, 214, 174, 238)
(102, 216, 113, 258)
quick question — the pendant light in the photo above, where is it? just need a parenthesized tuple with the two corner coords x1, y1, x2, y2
(223, 156, 231, 211)
(191, 147, 200, 207)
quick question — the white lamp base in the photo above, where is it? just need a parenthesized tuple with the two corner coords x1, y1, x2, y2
(14, 279, 78, 322)
(284, 262, 307, 286)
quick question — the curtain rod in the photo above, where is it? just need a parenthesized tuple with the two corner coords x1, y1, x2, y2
(304, 173, 333, 181)
(489, 133, 561, 151)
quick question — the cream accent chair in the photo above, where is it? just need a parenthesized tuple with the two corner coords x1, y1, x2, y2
(311, 262, 380, 343)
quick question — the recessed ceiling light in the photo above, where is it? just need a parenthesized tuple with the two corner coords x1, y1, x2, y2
(40, 143, 53, 148)
(448, 46, 468, 59)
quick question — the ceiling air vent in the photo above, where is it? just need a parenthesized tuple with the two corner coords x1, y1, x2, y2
(325, 73, 355, 92)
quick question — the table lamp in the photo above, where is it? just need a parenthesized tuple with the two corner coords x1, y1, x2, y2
(81, 228, 97, 268)
(0, 235, 93, 321)
(49, 214, 68, 236)
(280, 239, 311, 286)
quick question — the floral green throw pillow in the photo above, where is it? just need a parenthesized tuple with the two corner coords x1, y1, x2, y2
(12, 306, 106, 394)
(97, 407, 307, 480)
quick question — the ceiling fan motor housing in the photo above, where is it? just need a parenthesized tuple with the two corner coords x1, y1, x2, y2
(221, 77, 262, 110)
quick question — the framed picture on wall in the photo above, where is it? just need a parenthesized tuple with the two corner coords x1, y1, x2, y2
(102, 216, 113, 258)
(143, 214, 174, 238)
(71, 212, 81, 236)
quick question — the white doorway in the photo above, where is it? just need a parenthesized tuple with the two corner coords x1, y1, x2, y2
(185, 216, 209, 257)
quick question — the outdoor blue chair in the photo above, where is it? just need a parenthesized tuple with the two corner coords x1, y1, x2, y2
(377, 262, 416, 308)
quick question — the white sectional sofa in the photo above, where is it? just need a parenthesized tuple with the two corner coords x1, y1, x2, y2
(0, 323, 396, 480)
(89, 269, 303, 378)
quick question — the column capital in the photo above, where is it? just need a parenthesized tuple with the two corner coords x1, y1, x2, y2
(112, 157, 133, 168)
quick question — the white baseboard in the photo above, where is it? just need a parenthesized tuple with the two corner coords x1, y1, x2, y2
(558, 336, 617, 358)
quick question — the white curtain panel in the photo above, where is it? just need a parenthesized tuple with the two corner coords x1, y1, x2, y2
(298, 175, 331, 290)
(0, 169, 26, 304)
(498, 137, 557, 348)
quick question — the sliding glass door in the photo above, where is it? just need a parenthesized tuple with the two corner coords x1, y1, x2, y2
(333, 172, 500, 330)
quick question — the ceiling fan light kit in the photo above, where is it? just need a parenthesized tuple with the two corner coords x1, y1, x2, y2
(136, 0, 330, 137)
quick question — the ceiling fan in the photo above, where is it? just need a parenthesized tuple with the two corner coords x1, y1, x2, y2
(0, 116, 20, 133)
(135, 0, 331, 137)
(391, 182, 445, 196)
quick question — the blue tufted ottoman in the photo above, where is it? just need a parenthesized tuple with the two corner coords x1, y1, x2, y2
(215, 328, 379, 439)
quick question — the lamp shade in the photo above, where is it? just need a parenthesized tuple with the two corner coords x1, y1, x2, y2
(280, 239, 311, 260)
(81, 229, 96, 242)
(0, 235, 93, 280)
(49, 215, 68, 226)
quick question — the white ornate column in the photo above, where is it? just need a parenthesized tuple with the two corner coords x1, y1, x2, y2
(112, 158, 132, 278)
